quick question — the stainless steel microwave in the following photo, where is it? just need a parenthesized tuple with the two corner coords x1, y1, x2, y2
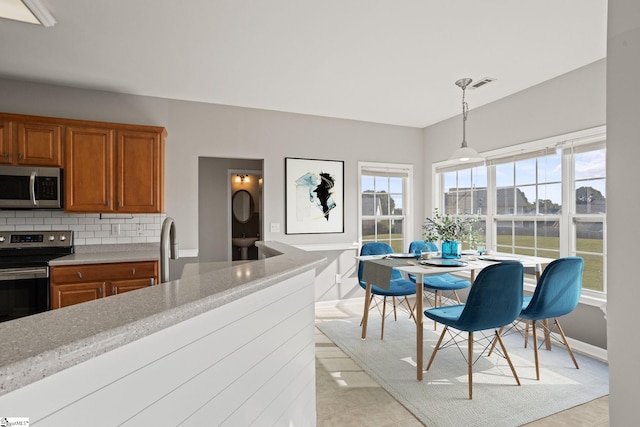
(0, 166, 63, 209)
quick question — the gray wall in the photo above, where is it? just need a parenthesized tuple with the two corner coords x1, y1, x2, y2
(0, 77, 424, 301)
(607, 0, 639, 423)
(423, 59, 608, 350)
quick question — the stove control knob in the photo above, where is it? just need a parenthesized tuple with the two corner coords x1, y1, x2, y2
(60, 235, 67, 241)
(0, 236, 5, 243)
(49, 235, 56, 242)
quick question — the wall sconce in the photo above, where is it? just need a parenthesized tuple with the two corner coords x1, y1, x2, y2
(235, 174, 250, 183)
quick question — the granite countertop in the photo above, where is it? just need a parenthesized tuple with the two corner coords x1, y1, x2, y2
(0, 241, 325, 396)
(49, 243, 160, 265)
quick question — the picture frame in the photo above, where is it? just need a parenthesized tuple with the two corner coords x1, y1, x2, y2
(285, 157, 344, 234)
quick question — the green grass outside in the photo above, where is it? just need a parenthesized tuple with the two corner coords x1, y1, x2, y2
(496, 235, 604, 292)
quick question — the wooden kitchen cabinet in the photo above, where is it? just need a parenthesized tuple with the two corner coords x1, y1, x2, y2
(0, 117, 63, 166)
(0, 111, 165, 213)
(65, 126, 164, 213)
(0, 120, 11, 164)
(50, 261, 159, 309)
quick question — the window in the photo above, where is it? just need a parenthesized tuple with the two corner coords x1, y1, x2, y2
(434, 127, 607, 297)
(359, 162, 412, 253)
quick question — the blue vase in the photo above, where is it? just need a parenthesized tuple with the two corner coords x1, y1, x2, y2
(441, 240, 461, 259)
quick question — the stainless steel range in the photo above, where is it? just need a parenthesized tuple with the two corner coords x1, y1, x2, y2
(0, 230, 73, 322)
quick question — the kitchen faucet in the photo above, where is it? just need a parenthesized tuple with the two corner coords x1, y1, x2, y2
(160, 217, 179, 283)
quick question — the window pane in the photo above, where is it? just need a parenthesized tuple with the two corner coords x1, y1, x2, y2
(362, 192, 375, 215)
(514, 220, 534, 248)
(362, 219, 375, 241)
(497, 187, 515, 215)
(496, 220, 513, 251)
(458, 168, 471, 189)
(537, 220, 560, 250)
(580, 254, 604, 292)
(538, 183, 562, 214)
(575, 221, 604, 253)
(389, 177, 403, 193)
(496, 163, 513, 187)
(576, 179, 606, 214)
(392, 194, 403, 215)
(515, 158, 536, 185)
(474, 166, 487, 188)
(538, 152, 562, 183)
(575, 149, 606, 180)
(517, 185, 536, 214)
(361, 175, 375, 192)
(375, 176, 389, 192)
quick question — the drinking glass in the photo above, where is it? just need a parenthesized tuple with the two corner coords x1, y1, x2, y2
(476, 244, 486, 256)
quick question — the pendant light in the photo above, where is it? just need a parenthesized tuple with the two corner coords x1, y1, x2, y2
(449, 78, 483, 162)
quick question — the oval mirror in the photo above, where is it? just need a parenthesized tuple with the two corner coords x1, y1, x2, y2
(232, 190, 254, 223)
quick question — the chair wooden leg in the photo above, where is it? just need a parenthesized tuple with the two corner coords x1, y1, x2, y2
(487, 325, 504, 357)
(555, 319, 580, 370)
(532, 320, 540, 380)
(524, 320, 530, 348)
(427, 326, 448, 371)
(405, 297, 417, 323)
(468, 332, 474, 399)
(495, 330, 521, 387)
(453, 290, 461, 304)
(381, 297, 387, 340)
(392, 296, 398, 321)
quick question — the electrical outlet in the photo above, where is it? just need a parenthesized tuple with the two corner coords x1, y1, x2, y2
(270, 222, 280, 233)
(111, 224, 120, 235)
(136, 224, 144, 235)
(335, 274, 342, 284)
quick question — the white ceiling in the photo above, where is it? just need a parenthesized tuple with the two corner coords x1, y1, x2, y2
(0, 1, 607, 128)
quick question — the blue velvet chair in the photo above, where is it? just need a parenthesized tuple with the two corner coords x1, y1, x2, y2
(358, 242, 417, 340)
(424, 262, 524, 399)
(408, 241, 470, 321)
(519, 256, 584, 380)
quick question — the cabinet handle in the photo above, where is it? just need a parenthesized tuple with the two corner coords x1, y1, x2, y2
(149, 278, 155, 286)
(132, 268, 136, 275)
(18, 152, 23, 160)
(118, 200, 123, 207)
(98, 288, 102, 295)
(105, 200, 110, 206)
(111, 286, 115, 294)
(2, 152, 8, 158)
(77, 271, 83, 279)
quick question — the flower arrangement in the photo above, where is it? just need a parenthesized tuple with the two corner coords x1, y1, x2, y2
(422, 208, 479, 244)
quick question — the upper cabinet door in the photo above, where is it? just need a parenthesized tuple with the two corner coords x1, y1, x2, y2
(65, 126, 114, 212)
(17, 122, 63, 166)
(0, 120, 12, 164)
(116, 130, 164, 213)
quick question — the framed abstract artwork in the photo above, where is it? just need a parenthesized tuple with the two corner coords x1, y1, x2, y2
(285, 157, 344, 234)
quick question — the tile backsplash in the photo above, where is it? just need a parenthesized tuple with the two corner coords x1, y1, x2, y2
(0, 210, 165, 246)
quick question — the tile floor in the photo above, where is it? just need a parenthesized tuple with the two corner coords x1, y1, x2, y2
(315, 303, 609, 427)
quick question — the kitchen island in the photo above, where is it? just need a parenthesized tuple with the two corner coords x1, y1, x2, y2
(0, 241, 324, 426)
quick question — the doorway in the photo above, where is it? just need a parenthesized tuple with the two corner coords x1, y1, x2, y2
(198, 157, 263, 263)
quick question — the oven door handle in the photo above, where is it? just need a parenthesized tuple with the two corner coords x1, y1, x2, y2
(30, 171, 38, 206)
(0, 267, 49, 280)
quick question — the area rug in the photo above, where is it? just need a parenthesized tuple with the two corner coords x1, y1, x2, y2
(316, 313, 609, 427)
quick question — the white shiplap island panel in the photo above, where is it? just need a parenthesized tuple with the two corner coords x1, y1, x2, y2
(0, 241, 323, 426)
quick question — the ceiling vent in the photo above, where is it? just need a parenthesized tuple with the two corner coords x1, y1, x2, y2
(469, 77, 496, 90)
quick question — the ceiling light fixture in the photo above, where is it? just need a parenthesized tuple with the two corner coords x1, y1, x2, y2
(449, 78, 484, 163)
(0, 0, 56, 27)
